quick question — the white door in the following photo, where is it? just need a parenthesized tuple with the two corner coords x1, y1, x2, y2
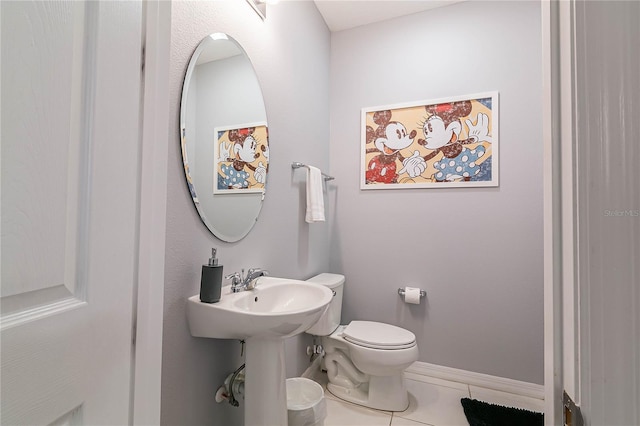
(544, 1, 640, 425)
(571, 0, 640, 424)
(1, 1, 144, 424)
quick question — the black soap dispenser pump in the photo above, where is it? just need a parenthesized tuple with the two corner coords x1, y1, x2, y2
(200, 248, 223, 303)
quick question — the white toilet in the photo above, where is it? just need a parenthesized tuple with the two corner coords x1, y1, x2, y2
(305, 273, 418, 412)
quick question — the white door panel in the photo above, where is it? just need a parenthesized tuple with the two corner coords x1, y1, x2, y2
(1, 1, 143, 424)
(1, 0, 85, 313)
(573, 1, 640, 423)
(545, 1, 640, 424)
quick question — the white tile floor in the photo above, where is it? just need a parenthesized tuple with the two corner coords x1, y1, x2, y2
(312, 371, 544, 426)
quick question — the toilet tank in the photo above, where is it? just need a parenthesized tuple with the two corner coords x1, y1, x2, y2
(305, 273, 345, 336)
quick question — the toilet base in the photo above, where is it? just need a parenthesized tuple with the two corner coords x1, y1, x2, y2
(327, 373, 410, 412)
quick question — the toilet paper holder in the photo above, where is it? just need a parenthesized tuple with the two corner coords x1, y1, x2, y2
(397, 288, 426, 298)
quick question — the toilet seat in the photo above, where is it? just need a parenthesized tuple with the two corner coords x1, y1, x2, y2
(343, 321, 416, 350)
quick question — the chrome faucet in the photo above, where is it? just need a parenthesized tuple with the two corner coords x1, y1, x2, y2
(225, 268, 269, 293)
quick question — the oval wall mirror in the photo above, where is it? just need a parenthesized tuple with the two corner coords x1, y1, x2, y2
(180, 33, 269, 242)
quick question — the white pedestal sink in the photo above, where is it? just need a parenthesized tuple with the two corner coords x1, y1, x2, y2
(187, 277, 333, 425)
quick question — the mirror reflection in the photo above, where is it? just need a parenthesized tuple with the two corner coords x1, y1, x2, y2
(180, 33, 268, 242)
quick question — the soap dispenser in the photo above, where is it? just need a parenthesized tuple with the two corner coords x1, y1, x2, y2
(200, 248, 223, 303)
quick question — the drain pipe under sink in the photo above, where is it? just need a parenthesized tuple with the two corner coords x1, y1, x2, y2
(215, 364, 245, 407)
(216, 348, 323, 407)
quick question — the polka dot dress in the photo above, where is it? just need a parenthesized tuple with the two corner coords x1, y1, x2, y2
(219, 164, 250, 189)
(433, 146, 485, 182)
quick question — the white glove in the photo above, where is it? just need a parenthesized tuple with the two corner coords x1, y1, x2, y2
(219, 141, 231, 160)
(398, 151, 427, 178)
(465, 113, 493, 143)
(254, 161, 267, 184)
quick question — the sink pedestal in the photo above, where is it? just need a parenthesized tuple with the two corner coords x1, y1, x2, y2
(244, 337, 287, 426)
(186, 278, 333, 425)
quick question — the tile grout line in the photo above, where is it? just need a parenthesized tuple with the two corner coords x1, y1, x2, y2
(321, 371, 540, 425)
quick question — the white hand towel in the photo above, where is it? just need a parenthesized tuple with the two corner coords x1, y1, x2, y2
(305, 166, 325, 223)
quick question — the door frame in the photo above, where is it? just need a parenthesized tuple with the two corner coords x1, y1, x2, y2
(542, 0, 579, 424)
(131, 1, 171, 424)
(136, 1, 582, 423)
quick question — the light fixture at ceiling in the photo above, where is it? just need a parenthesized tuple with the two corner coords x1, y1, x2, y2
(209, 33, 228, 41)
(246, 0, 267, 20)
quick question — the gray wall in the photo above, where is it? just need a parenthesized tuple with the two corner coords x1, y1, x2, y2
(163, 2, 330, 425)
(328, 1, 544, 384)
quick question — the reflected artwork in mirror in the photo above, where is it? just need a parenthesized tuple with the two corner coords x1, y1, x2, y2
(180, 33, 268, 242)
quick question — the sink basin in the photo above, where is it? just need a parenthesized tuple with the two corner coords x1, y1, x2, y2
(187, 276, 332, 340)
(187, 275, 332, 425)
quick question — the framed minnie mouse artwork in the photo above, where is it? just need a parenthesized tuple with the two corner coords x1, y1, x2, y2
(361, 92, 498, 189)
(213, 122, 269, 194)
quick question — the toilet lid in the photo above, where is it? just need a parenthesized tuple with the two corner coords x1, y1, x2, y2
(343, 321, 416, 350)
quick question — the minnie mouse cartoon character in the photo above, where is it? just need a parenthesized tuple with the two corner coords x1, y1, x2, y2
(218, 126, 268, 190)
(419, 101, 492, 182)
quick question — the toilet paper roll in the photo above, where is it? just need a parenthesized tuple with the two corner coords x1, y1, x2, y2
(404, 287, 421, 304)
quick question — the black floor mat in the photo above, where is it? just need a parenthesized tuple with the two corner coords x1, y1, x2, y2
(461, 397, 544, 426)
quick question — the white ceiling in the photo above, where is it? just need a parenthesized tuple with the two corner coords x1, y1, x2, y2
(312, 0, 465, 32)
(196, 36, 242, 65)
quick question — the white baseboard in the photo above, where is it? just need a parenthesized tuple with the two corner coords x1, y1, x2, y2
(405, 361, 545, 400)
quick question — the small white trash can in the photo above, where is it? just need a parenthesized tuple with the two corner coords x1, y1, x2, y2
(286, 377, 327, 426)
